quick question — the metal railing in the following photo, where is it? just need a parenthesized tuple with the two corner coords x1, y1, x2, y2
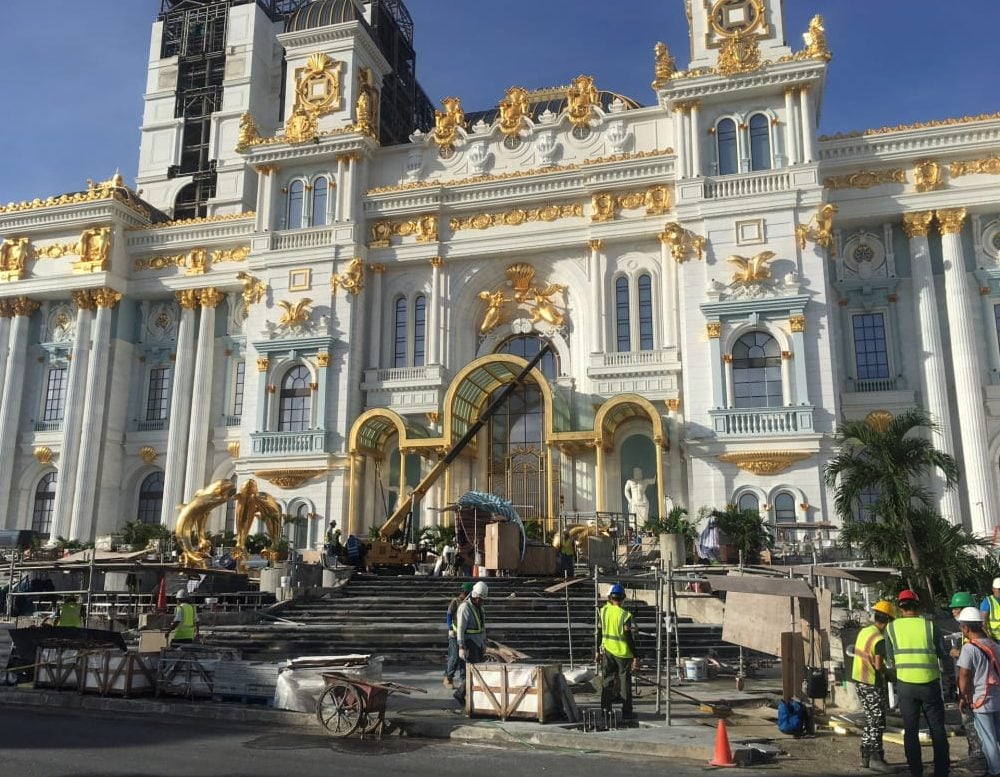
(135, 419, 167, 432)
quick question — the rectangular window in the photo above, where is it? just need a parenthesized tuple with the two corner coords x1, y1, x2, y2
(146, 367, 172, 421)
(637, 275, 654, 351)
(852, 313, 890, 381)
(615, 278, 631, 352)
(232, 361, 246, 417)
(42, 367, 68, 422)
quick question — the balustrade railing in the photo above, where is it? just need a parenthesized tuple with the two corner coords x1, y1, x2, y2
(711, 407, 813, 436)
(704, 170, 791, 199)
(251, 429, 326, 455)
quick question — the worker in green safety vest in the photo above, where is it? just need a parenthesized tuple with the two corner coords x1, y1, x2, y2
(596, 583, 639, 720)
(884, 589, 952, 777)
(169, 589, 199, 645)
(54, 595, 82, 628)
(979, 577, 1000, 639)
(852, 600, 895, 771)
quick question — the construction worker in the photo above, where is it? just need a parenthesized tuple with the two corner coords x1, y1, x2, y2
(852, 600, 895, 771)
(884, 589, 952, 777)
(980, 578, 1000, 638)
(558, 530, 575, 577)
(54, 595, 82, 628)
(444, 582, 473, 688)
(949, 592, 985, 771)
(597, 583, 639, 720)
(453, 581, 488, 707)
(956, 607, 1000, 777)
(169, 589, 199, 645)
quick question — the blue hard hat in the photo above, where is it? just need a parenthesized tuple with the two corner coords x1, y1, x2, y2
(609, 584, 625, 598)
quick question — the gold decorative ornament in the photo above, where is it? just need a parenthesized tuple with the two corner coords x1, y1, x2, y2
(370, 263, 386, 275)
(72, 290, 95, 310)
(913, 160, 944, 192)
(231, 479, 283, 572)
(902, 211, 934, 238)
(331, 258, 365, 296)
(11, 297, 40, 317)
(254, 469, 325, 490)
(92, 288, 122, 309)
(176, 289, 201, 310)
(367, 215, 440, 248)
(254, 164, 278, 176)
(795, 204, 837, 256)
(295, 53, 343, 116)
(716, 32, 762, 77)
(591, 192, 617, 223)
(497, 86, 530, 139)
(0, 172, 149, 220)
(277, 298, 313, 329)
(727, 251, 776, 285)
(659, 222, 707, 262)
(820, 112, 1000, 141)
(709, 0, 764, 38)
(432, 96, 467, 150)
(235, 112, 260, 152)
(706, 322, 722, 339)
(0, 300, 10, 318)
(781, 350, 792, 360)
(652, 42, 676, 88)
(236, 272, 267, 307)
(429, 257, 444, 269)
(717, 451, 812, 476)
(416, 215, 438, 242)
(426, 411, 440, 425)
(31, 241, 79, 261)
(789, 315, 806, 333)
(198, 288, 225, 308)
(0, 237, 31, 282)
(227, 441, 241, 458)
(588, 239, 603, 252)
(175, 479, 238, 569)
(477, 263, 567, 334)
(184, 248, 208, 276)
(666, 398, 681, 412)
(212, 245, 250, 264)
(256, 357, 270, 372)
(936, 208, 967, 235)
(450, 203, 582, 232)
(981, 286, 991, 296)
(72, 226, 112, 273)
(950, 155, 1000, 177)
(802, 15, 832, 61)
(865, 410, 894, 433)
(138, 446, 157, 464)
(284, 105, 319, 144)
(317, 352, 330, 368)
(133, 253, 186, 271)
(565, 75, 599, 129)
(824, 170, 906, 190)
(352, 67, 379, 139)
(645, 185, 671, 215)
(33, 446, 53, 465)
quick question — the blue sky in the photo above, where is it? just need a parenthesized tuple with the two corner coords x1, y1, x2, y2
(0, 1, 997, 206)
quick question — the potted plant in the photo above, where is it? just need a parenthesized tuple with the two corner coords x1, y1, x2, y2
(709, 506, 774, 565)
(645, 506, 694, 568)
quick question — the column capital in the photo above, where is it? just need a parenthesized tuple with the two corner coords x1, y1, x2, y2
(902, 211, 935, 238)
(72, 289, 95, 310)
(176, 289, 201, 309)
(370, 263, 386, 275)
(0, 299, 11, 318)
(198, 287, 225, 308)
(92, 288, 122, 309)
(11, 296, 40, 317)
(256, 356, 270, 372)
(588, 239, 604, 252)
(936, 208, 968, 235)
(429, 256, 444, 268)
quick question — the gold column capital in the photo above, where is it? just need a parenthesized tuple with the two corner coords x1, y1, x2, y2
(93, 288, 122, 309)
(588, 239, 604, 252)
(72, 289, 95, 310)
(902, 211, 935, 238)
(706, 322, 721, 339)
(176, 289, 201, 309)
(256, 356, 270, 372)
(429, 256, 444, 268)
(789, 315, 807, 333)
(370, 263, 386, 275)
(10, 296, 40, 317)
(935, 207, 968, 235)
(0, 299, 10, 318)
(317, 352, 330, 367)
(198, 287, 225, 308)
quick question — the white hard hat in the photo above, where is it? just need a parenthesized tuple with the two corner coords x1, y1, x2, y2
(992, 577, 1000, 589)
(176, 589, 188, 599)
(958, 606, 984, 623)
(472, 581, 489, 599)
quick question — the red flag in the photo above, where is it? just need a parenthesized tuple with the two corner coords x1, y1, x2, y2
(155, 577, 167, 613)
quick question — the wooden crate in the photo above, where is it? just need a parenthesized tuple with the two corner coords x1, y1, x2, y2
(34, 647, 81, 690)
(485, 523, 521, 572)
(80, 651, 157, 697)
(517, 544, 556, 575)
(466, 662, 561, 722)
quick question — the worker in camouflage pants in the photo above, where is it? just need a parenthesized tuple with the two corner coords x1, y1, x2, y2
(949, 593, 985, 767)
(852, 602, 895, 771)
(856, 683, 889, 765)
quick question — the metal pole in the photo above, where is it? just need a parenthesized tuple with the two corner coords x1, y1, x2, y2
(5, 553, 15, 619)
(84, 548, 96, 628)
(564, 570, 574, 669)
(665, 557, 672, 726)
(655, 564, 663, 715)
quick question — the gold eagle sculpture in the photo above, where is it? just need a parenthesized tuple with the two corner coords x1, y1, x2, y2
(727, 251, 776, 285)
(277, 297, 313, 328)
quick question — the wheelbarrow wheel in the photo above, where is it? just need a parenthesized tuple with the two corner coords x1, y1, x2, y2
(316, 681, 364, 737)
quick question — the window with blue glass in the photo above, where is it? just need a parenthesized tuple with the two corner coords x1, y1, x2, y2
(232, 361, 245, 417)
(393, 298, 408, 368)
(637, 274, 654, 351)
(137, 471, 164, 525)
(146, 367, 171, 421)
(43, 367, 67, 422)
(413, 295, 426, 367)
(32, 472, 57, 536)
(732, 331, 783, 408)
(774, 492, 797, 523)
(749, 114, 771, 171)
(615, 276, 631, 352)
(287, 180, 304, 228)
(852, 313, 890, 380)
(717, 118, 738, 175)
(311, 176, 328, 226)
(737, 492, 760, 513)
(278, 365, 311, 432)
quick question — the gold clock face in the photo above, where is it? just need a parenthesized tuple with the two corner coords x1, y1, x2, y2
(709, 0, 764, 37)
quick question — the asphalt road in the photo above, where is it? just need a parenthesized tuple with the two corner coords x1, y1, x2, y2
(0, 707, 720, 777)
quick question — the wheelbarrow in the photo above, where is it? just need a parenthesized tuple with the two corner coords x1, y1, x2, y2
(316, 671, 426, 739)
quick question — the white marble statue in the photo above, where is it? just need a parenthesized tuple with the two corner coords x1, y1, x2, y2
(623, 467, 656, 524)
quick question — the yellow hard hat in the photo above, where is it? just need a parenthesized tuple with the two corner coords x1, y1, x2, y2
(872, 600, 896, 619)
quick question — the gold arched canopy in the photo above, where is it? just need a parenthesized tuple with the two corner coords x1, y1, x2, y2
(593, 393, 666, 447)
(349, 407, 436, 458)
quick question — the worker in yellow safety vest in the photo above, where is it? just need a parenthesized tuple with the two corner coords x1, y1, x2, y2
(54, 595, 82, 628)
(852, 600, 895, 772)
(169, 589, 199, 645)
(558, 530, 575, 577)
(980, 577, 1000, 639)
(884, 589, 952, 777)
(596, 583, 640, 720)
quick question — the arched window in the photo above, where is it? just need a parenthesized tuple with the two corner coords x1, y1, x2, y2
(413, 295, 426, 367)
(137, 471, 165, 525)
(32, 472, 57, 536)
(286, 180, 304, 229)
(393, 298, 408, 368)
(292, 503, 309, 549)
(615, 276, 631, 352)
(732, 331, 783, 408)
(496, 335, 558, 379)
(749, 114, 771, 171)
(637, 273, 654, 351)
(717, 118, 738, 175)
(311, 177, 328, 226)
(855, 486, 880, 522)
(278, 365, 312, 431)
(774, 492, 796, 523)
(737, 492, 760, 514)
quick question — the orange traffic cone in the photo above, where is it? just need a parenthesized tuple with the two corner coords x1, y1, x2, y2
(709, 718, 736, 767)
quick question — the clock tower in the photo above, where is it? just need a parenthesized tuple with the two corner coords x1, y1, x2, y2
(686, 0, 792, 70)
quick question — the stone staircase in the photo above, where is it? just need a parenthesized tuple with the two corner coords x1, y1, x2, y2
(201, 575, 743, 665)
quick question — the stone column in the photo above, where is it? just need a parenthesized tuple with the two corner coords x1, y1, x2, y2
(594, 439, 606, 512)
(589, 240, 604, 353)
(341, 154, 355, 222)
(799, 86, 817, 164)
(254, 355, 270, 432)
(335, 156, 347, 222)
(722, 355, 736, 407)
(255, 165, 276, 232)
(50, 291, 94, 541)
(0, 302, 12, 411)
(780, 351, 793, 405)
(904, 211, 962, 524)
(789, 321, 810, 405)
(937, 208, 999, 533)
(673, 104, 688, 178)
(368, 264, 385, 369)
(0, 297, 39, 527)
(160, 290, 199, 525)
(707, 323, 725, 408)
(183, 288, 224, 502)
(68, 288, 121, 541)
(428, 257, 442, 365)
(783, 87, 799, 165)
(689, 102, 702, 177)
(657, 234, 676, 350)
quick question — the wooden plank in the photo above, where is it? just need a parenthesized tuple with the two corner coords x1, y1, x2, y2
(543, 577, 590, 594)
(707, 575, 815, 599)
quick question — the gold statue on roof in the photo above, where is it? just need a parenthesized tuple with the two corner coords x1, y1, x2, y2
(566, 75, 599, 129)
(498, 86, 530, 138)
(0, 237, 30, 282)
(236, 112, 260, 151)
(652, 42, 676, 88)
(432, 97, 467, 149)
(802, 15, 832, 61)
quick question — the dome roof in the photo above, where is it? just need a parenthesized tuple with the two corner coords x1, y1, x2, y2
(286, 0, 366, 32)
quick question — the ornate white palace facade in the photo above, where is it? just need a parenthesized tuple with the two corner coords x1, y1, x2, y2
(1, 0, 999, 550)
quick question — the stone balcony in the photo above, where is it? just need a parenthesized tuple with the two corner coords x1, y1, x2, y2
(361, 364, 447, 412)
(250, 429, 326, 455)
(588, 349, 679, 396)
(709, 406, 815, 437)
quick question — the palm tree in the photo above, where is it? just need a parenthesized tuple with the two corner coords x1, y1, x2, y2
(824, 407, 959, 601)
(710, 506, 774, 564)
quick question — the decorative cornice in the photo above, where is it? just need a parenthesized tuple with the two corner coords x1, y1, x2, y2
(936, 208, 968, 236)
(823, 169, 905, 190)
(450, 203, 582, 232)
(127, 212, 255, 232)
(950, 155, 1000, 178)
(254, 469, 326, 489)
(902, 211, 935, 239)
(819, 111, 1000, 142)
(717, 451, 811, 476)
(0, 174, 150, 219)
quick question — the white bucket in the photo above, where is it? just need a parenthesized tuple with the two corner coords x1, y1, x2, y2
(280, 576, 292, 588)
(684, 658, 707, 681)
